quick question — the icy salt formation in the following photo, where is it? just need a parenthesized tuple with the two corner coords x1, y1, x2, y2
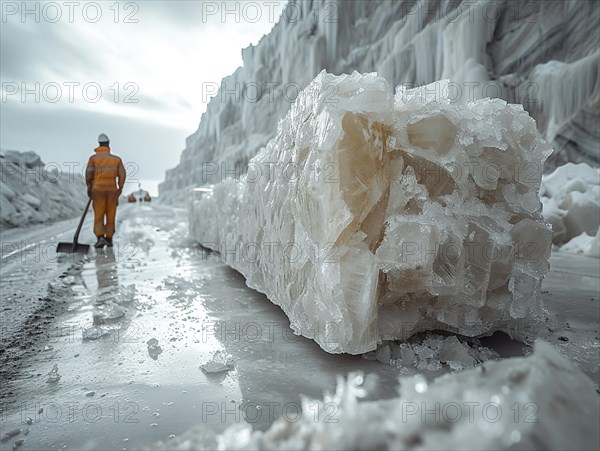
(151, 342, 600, 451)
(540, 162, 600, 257)
(560, 232, 600, 258)
(0, 150, 87, 227)
(160, 0, 599, 202)
(45, 364, 61, 383)
(190, 71, 553, 354)
(200, 350, 235, 374)
(364, 334, 500, 372)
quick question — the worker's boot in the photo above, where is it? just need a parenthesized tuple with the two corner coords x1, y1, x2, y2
(95, 236, 106, 249)
(105, 237, 113, 247)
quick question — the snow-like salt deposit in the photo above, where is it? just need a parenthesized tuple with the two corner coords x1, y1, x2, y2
(190, 71, 553, 354)
(0, 150, 87, 227)
(540, 162, 600, 257)
(150, 341, 600, 450)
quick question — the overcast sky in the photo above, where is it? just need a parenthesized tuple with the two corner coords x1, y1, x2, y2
(1, 0, 286, 194)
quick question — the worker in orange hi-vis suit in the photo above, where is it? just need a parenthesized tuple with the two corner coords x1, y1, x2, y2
(85, 133, 126, 249)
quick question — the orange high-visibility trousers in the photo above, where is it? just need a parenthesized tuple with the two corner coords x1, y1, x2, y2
(92, 189, 119, 238)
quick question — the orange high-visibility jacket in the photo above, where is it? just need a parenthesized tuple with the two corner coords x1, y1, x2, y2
(86, 146, 126, 191)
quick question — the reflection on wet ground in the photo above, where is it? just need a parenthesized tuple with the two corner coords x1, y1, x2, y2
(0, 203, 598, 450)
(0, 205, 401, 449)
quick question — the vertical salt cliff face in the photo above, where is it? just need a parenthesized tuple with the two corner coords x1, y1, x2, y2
(159, 0, 599, 201)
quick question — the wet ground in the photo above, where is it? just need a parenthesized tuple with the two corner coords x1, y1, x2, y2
(0, 203, 598, 449)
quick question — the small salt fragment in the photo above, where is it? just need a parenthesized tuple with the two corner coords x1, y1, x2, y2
(200, 350, 234, 373)
(375, 344, 391, 363)
(46, 364, 61, 383)
(400, 345, 415, 367)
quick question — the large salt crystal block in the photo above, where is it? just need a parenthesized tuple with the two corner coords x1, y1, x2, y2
(189, 71, 553, 354)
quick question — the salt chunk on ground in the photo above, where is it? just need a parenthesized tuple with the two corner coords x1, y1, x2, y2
(200, 351, 234, 373)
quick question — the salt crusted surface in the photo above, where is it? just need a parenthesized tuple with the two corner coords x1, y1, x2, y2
(151, 341, 600, 450)
(190, 71, 553, 354)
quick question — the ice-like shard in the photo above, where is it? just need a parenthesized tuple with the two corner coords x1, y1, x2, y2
(189, 71, 553, 354)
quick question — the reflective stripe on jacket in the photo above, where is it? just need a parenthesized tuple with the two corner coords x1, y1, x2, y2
(86, 146, 126, 190)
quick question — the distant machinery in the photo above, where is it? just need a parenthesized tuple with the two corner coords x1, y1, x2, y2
(128, 183, 152, 202)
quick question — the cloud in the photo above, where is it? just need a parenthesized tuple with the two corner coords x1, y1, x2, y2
(0, 0, 287, 182)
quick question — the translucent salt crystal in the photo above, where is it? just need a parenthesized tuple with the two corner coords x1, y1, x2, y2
(388, 343, 402, 359)
(426, 360, 442, 371)
(99, 302, 125, 320)
(438, 336, 476, 367)
(46, 364, 61, 383)
(189, 71, 553, 354)
(375, 344, 391, 363)
(475, 346, 501, 362)
(416, 357, 429, 370)
(200, 350, 234, 373)
(400, 345, 415, 367)
(412, 344, 436, 360)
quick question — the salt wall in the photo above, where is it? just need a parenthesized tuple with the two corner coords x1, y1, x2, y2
(189, 72, 553, 354)
(160, 0, 599, 202)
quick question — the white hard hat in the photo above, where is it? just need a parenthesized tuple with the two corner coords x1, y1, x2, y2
(98, 133, 109, 143)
